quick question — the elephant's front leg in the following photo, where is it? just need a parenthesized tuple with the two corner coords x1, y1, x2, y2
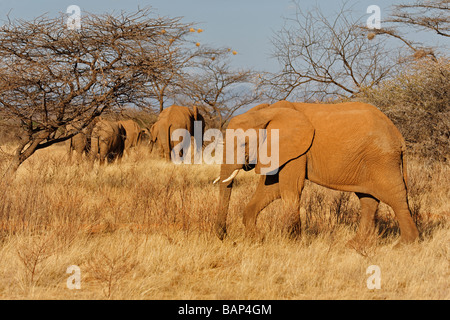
(242, 174, 280, 239)
(278, 157, 307, 239)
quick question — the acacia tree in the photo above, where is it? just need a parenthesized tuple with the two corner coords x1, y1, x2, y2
(262, 1, 399, 101)
(367, 0, 449, 60)
(0, 9, 186, 177)
(390, 0, 449, 37)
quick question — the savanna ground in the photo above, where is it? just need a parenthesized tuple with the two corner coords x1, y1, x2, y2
(0, 143, 448, 300)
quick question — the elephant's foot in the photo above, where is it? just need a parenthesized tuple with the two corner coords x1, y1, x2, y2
(244, 227, 266, 244)
(214, 223, 227, 241)
(392, 224, 420, 248)
(346, 229, 378, 252)
(393, 233, 420, 249)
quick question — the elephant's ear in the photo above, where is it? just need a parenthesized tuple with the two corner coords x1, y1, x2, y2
(118, 123, 127, 139)
(255, 108, 314, 175)
(150, 123, 157, 142)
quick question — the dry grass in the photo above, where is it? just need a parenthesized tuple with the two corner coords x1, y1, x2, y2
(0, 144, 448, 299)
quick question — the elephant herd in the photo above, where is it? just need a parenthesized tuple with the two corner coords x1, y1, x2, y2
(68, 105, 204, 164)
(69, 118, 145, 164)
(68, 101, 420, 245)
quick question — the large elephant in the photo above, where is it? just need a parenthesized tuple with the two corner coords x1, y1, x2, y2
(150, 105, 205, 161)
(118, 119, 148, 155)
(90, 119, 126, 165)
(214, 100, 419, 245)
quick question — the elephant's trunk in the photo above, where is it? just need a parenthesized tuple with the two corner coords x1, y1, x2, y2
(215, 164, 242, 240)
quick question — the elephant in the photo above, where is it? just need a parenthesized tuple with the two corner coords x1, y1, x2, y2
(90, 119, 126, 165)
(68, 126, 88, 163)
(214, 100, 419, 245)
(67, 120, 97, 163)
(118, 119, 148, 155)
(150, 105, 205, 161)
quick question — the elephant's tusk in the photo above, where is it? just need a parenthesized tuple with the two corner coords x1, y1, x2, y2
(222, 169, 240, 183)
(213, 176, 221, 184)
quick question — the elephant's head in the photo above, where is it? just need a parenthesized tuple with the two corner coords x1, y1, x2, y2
(214, 104, 315, 240)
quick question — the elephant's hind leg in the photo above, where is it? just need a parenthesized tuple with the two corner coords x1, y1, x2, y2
(370, 169, 419, 244)
(384, 189, 419, 244)
(242, 174, 281, 239)
(348, 193, 380, 247)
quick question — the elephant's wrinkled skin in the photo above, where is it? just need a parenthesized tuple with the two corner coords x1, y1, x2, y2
(90, 119, 126, 165)
(215, 100, 419, 245)
(150, 105, 205, 161)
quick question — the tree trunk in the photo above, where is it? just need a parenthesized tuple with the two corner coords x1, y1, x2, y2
(2, 131, 50, 180)
(159, 96, 164, 114)
(3, 156, 22, 181)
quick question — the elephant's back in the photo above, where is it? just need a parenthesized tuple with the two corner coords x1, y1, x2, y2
(93, 120, 112, 134)
(159, 105, 193, 129)
(296, 102, 402, 137)
(92, 120, 124, 140)
(303, 102, 405, 156)
(159, 105, 189, 118)
(119, 120, 140, 131)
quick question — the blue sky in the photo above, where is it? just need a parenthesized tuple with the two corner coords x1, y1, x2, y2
(0, 0, 444, 72)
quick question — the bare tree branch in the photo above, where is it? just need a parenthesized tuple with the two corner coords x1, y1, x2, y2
(262, 1, 399, 101)
(178, 51, 263, 129)
(390, 0, 450, 37)
(364, 0, 449, 61)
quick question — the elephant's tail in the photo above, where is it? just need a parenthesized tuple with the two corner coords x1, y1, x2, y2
(193, 105, 199, 121)
(68, 137, 74, 152)
(401, 146, 408, 190)
(166, 124, 172, 159)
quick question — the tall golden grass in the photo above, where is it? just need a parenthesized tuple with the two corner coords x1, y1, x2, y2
(0, 144, 448, 299)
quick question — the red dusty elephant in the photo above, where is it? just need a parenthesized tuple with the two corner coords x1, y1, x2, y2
(150, 105, 205, 161)
(90, 119, 126, 165)
(214, 100, 419, 246)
